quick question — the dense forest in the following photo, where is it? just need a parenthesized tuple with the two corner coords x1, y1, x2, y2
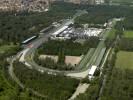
(38, 37, 99, 56)
(0, 2, 133, 45)
(75, 5, 133, 27)
(14, 61, 79, 100)
(101, 68, 133, 100)
(0, 2, 76, 44)
(0, 45, 35, 100)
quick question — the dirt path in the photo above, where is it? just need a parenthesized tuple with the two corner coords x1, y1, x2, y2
(69, 83, 89, 100)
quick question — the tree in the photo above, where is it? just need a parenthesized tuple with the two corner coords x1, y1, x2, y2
(58, 48, 65, 64)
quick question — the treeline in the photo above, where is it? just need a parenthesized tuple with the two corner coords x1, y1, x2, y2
(34, 56, 74, 71)
(123, 16, 133, 30)
(75, 5, 133, 25)
(14, 61, 79, 100)
(110, 0, 133, 5)
(38, 37, 99, 56)
(105, 20, 124, 49)
(118, 38, 133, 51)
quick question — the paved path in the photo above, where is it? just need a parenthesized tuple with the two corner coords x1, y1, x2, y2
(9, 58, 25, 89)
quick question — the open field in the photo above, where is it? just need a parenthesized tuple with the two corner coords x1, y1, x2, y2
(0, 45, 18, 54)
(115, 51, 133, 69)
(124, 30, 133, 38)
(65, 56, 82, 66)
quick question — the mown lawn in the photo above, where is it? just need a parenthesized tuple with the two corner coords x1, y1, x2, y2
(124, 30, 133, 38)
(115, 51, 133, 69)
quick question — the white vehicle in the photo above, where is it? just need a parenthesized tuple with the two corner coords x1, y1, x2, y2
(88, 65, 97, 80)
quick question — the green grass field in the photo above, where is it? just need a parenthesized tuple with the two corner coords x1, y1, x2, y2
(115, 51, 133, 69)
(0, 45, 17, 54)
(111, 0, 133, 3)
(124, 30, 133, 38)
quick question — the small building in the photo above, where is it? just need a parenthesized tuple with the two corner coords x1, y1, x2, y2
(52, 26, 69, 36)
